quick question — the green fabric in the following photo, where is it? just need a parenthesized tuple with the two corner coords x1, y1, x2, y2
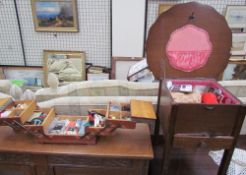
(10, 80, 26, 87)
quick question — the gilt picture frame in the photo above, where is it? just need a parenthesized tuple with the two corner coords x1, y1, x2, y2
(223, 61, 246, 80)
(230, 33, 246, 56)
(158, 3, 175, 16)
(43, 50, 86, 86)
(31, 0, 78, 32)
(225, 5, 246, 28)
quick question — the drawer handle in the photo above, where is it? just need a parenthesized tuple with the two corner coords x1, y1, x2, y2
(204, 106, 215, 110)
(198, 141, 207, 148)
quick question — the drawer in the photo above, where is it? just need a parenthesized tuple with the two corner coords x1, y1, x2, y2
(54, 166, 133, 175)
(173, 134, 234, 149)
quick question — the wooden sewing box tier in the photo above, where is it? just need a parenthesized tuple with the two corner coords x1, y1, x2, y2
(0, 98, 156, 145)
(145, 2, 246, 174)
(0, 99, 36, 127)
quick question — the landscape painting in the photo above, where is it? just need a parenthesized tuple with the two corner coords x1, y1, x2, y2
(31, 0, 78, 32)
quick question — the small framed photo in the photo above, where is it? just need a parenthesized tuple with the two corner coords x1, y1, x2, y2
(43, 50, 86, 86)
(31, 0, 78, 32)
(158, 4, 175, 16)
(111, 57, 143, 80)
(225, 5, 246, 28)
(231, 33, 246, 56)
(222, 61, 246, 80)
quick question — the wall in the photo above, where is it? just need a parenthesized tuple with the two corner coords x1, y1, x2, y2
(0, 0, 111, 67)
(147, 0, 246, 37)
(0, 0, 24, 66)
(112, 0, 146, 57)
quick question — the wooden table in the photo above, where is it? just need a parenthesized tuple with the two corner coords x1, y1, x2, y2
(0, 123, 153, 175)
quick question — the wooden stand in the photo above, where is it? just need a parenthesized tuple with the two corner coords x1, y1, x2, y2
(145, 2, 246, 175)
(158, 80, 246, 175)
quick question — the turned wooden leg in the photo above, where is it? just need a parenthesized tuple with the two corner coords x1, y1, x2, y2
(217, 149, 234, 175)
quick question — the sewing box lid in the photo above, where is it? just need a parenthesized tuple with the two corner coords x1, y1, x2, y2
(146, 2, 232, 80)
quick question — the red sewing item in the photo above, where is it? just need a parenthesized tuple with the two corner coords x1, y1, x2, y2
(202, 92, 218, 104)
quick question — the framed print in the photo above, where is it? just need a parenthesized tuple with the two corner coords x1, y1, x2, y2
(225, 6, 246, 28)
(158, 4, 175, 15)
(231, 33, 246, 56)
(3, 67, 43, 86)
(43, 50, 86, 86)
(111, 57, 143, 80)
(222, 61, 246, 80)
(31, 0, 78, 32)
(0, 67, 5, 79)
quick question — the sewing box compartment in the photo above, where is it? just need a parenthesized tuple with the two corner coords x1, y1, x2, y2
(23, 107, 56, 135)
(166, 79, 242, 139)
(36, 100, 156, 144)
(0, 97, 156, 144)
(0, 98, 36, 127)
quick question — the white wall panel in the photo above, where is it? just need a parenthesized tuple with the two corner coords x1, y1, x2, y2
(112, 0, 146, 57)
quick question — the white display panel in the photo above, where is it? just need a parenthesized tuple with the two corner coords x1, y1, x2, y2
(112, 0, 146, 57)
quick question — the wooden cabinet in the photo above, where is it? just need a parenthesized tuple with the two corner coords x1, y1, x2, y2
(0, 124, 153, 175)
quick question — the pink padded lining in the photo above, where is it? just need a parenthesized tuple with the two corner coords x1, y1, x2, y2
(166, 24, 212, 72)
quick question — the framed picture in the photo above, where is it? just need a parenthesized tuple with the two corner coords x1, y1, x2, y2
(158, 3, 175, 16)
(231, 33, 246, 56)
(225, 6, 246, 28)
(111, 57, 143, 80)
(2, 66, 44, 86)
(31, 0, 78, 32)
(43, 50, 86, 86)
(0, 67, 5, 79)
(222, 61, 246, 80)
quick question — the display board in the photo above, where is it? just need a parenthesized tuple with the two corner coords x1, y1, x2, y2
(0, 0, 25, 66)
(146, 0, 246, 41)
(0, 0, 111, 67)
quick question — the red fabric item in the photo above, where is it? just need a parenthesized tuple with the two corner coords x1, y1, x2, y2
(202, 92, 218, 104)
(88, 114, 94, 122)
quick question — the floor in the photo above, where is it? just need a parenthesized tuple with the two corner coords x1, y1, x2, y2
(150, 136, 246, 175)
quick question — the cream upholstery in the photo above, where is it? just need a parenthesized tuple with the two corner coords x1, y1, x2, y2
(1, 79, 246, 134)
(35, 80, 159, 102)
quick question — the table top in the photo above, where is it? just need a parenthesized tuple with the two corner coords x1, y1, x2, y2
(131, 100, 156, 120)
(0, 123, 153, 159)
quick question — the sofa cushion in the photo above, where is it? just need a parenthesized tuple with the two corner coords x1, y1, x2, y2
(35, 80, 159, 102)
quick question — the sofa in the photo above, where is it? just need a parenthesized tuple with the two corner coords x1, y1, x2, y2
(1, 79, 246, 134)
(34, 80, 159, 102)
